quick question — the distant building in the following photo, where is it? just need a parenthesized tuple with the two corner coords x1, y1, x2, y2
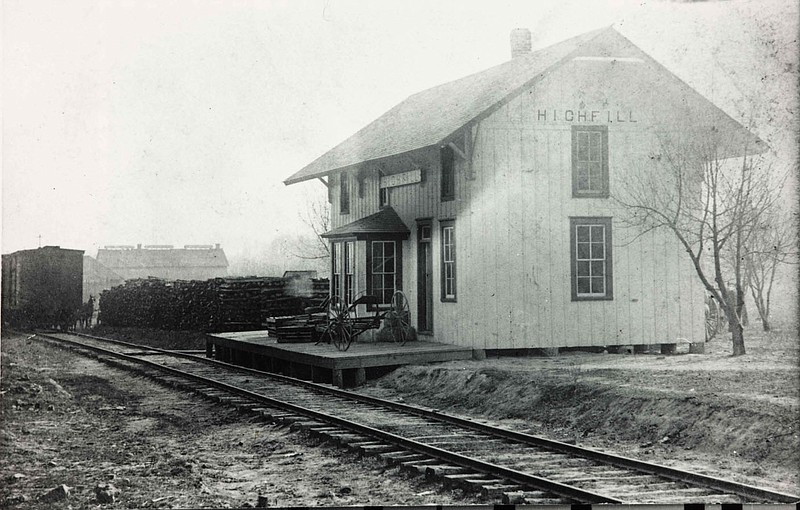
(96, 244, 228, 281)
(83, 255, 125, 302)
(2, 246, 84, 328)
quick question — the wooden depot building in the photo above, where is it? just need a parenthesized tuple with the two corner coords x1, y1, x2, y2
(283, 27, 763, 354)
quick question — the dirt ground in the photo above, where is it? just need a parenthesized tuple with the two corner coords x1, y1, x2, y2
(0, 332, 477, 509)
(1, 324, 798, 507)
(362, 325, 800, 496)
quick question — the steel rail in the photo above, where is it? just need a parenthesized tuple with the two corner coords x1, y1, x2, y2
(48, 331, 800, 504)
(37, 332, 621, 503)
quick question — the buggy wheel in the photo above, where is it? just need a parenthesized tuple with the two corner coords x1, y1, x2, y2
(387, 291, 411, 345)
(326, 296, 355, 351)
(331, 319, 354, 351)
(316, 296, 344, 346)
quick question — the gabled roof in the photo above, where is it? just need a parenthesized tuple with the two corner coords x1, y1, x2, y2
(321, 207, 410, 240)
(285, 28, 608, 185)
(96, 247, 229, 269)
(285, 26, 765, 186)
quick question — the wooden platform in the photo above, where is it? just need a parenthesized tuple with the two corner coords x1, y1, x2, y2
(206, 331, 473, 387)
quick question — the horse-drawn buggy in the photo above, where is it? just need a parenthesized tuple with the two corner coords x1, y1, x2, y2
(267, 290, 412, 351)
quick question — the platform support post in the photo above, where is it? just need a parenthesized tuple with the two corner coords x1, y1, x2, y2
(333, 369, 344, 388)
(355, 367, 366, 386)
(660, 343, 677, 354)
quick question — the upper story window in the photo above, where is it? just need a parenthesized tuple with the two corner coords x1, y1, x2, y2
(570, 217, 613, 301)
(440, 146, 455, 202)
(339, 172, 350, 214)
(379, 187, 390, 208)
(571, 125, 609, 198)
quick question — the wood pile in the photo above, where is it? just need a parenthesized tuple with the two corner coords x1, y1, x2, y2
(265, 312, 327, 343)
(99, 276, 328, 332)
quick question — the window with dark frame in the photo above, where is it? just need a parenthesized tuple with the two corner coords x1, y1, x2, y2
(570, 217, 613, 301)
(344, 241, 354, 304)
(370, 240, 397, 306)
(379, 187, 389, 208)
(339, 172, 350, 214)
(441, 221, 456, 301)
(571, 125, 609, 198)
(440, 146, 455, 202)
(331, 242, 341, 301)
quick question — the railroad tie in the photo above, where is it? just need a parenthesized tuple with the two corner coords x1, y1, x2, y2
(380, 452, 429, 466)
(352, 442, 399, 455)
(425, 465, 468, 479)
(288, 421, 327, 432)
(502, 490, 560, 505)
(302, 426, 344, 437)
(441, 472, 505, 490)
(398, 458, 441, 476)
(326, 432, 371, 446)
(480, 483, 522, 499)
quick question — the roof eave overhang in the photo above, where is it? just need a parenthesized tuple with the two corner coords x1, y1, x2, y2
(320, 231, 410, 241)
(285, 35, 609, 188)
(283, 144, 439, 186)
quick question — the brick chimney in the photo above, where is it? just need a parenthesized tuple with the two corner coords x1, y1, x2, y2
(510, 28, 531, 59)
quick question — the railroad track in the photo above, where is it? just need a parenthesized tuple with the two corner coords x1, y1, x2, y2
(35, 331, 798, 505)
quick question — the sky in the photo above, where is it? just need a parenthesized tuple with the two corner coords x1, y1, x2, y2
(2, 0, 798, 265)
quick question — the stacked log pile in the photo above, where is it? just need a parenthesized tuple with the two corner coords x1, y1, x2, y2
(99, 276, 329, 332)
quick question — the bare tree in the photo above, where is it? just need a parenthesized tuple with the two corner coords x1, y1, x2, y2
(617, 130, 781, 356)
(741, 208, 797, 331)
(285, 192, 330, 261)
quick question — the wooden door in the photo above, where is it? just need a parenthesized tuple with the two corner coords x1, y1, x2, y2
(417, 222, 433, 332)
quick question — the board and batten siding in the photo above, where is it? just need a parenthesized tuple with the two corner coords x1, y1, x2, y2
(327, 144, 470, 332)
(326, 55, 705, 350)
(432, 59, 704, 349)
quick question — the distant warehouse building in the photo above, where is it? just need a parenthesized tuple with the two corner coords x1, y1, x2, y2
(83, 255, 125, 302)
(96, 244, 228, 282)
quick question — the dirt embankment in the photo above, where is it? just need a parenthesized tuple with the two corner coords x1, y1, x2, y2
(363, 327, 799, 494)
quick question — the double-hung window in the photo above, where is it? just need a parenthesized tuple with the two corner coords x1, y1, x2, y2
(440, 146, 455, 202)
(344, 241, 354, 304)
(572, 125, 609, 198)
(570, 217, 612, 301)
(331, 240, 356, 304)
(369, 241, 399, 306)
(441, 221, 456, 301)
(331, 242, 342, 301)
(339, 172, 350, 214)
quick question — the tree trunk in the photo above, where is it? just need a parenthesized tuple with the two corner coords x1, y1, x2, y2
(752, 294, 771, 332)
(729, 313, 747, 356)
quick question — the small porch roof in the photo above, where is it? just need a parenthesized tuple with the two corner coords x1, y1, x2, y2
(321, 207, 410, 240)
